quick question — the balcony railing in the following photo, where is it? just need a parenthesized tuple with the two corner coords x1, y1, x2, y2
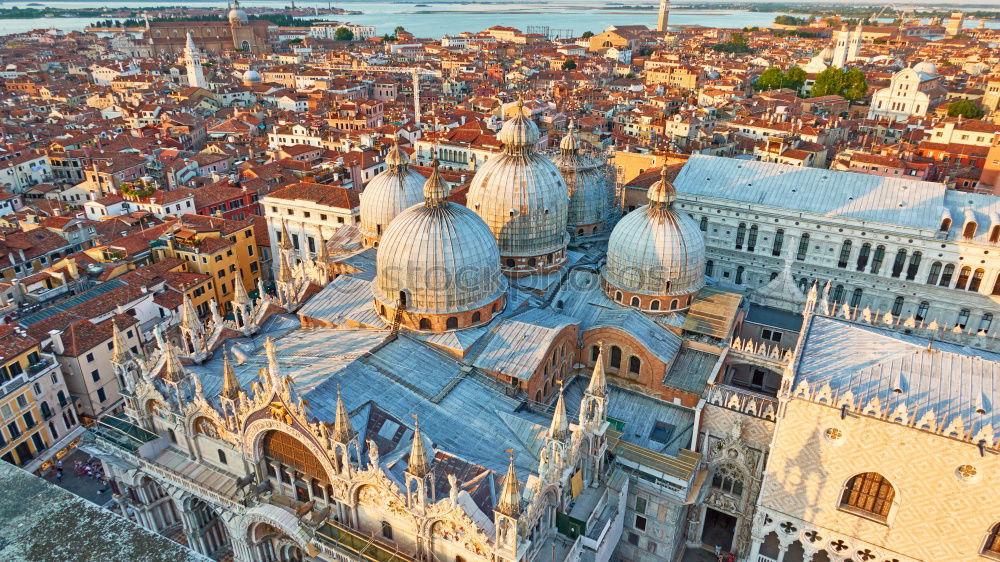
(314, 520, 416, 562)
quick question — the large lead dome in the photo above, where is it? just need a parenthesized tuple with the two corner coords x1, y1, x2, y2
(360, 141, 425, 247)
(374, 161, 506, 332)
(603, 168, 705, 312)
(467, 100, 569, 277)
(551, 120, 614, 238)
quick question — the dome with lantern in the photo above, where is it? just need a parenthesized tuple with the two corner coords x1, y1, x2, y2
(241, 69, 261, 84)
(603, 168, 706, 312)
(550, 119, 615, 238)
(374, 160, 506, 333)
(467, 99, 569, 277)
(360, 141, 426, 247)
(228, 0, 249, 25)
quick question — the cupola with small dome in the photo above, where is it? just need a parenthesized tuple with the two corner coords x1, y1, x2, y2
(550, 119, 616, 238)
(359, 139, 426, 247)
(603, 167, 706, 312)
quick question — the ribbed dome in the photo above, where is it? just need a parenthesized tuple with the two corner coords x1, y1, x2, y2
(551, 120, 613, 231)
(604, 171, 705, 303)
(360, 143, 425, 245)
(374, 164, 506, 318)
(468, 101, 568, 269)
(242, 69, 261, 83)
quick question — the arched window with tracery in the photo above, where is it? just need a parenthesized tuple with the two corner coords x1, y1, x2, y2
(711, 464, 744, 497)
(840, 472, 895, 521)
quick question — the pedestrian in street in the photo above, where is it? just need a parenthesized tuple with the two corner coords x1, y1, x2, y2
(56, 460, 62, 471)
(56, 469, 63, 483)
(728, 553, 735, 562)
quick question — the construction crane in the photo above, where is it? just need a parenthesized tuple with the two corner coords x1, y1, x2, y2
(324, 63, 442, 126)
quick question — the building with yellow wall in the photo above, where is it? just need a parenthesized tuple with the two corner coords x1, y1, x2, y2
(0, 324, 79, 472)
(153, 214, 260, 313)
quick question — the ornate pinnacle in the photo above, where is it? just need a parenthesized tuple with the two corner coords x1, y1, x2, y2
(220, 349, 242, 401)
(496, 451, 521, 518)
(407, 415, 431, 478)
(548, 383, 568, 440)
(586, 347, 607, 399)
(332, 386, 355, 444)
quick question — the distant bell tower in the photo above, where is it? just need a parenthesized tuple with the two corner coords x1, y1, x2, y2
(184, 32, 207, 89)
(657, 0, 670, 33)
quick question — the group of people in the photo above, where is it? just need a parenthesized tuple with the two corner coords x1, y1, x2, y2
(51, 456, 107, 495)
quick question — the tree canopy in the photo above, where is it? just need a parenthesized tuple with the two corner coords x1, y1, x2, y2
(811, 67, 868, 101)
(755, 66, 808, 93)
(561, 59, 577, 71)
(948, 99, 985, 119)
(335, 27, 354, 41)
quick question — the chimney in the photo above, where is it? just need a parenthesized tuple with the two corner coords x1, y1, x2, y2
(49, 329, 65, 355)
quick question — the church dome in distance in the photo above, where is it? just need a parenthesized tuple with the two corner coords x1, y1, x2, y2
(467, 99, 569, 277)
(912, 61, 937, 76)
(360, 140, 425, 247)
(603, 167, 705, 312)
(228, 0, 249, 25)
(374, 160, 506, 333)
(242, 69, 261, 84)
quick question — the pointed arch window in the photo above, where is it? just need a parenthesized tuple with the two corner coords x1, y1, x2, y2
(840, 472, 894, 521)
(381, 521, 393, 540)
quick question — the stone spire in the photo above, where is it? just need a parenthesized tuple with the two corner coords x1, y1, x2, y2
(220, 350, 242, 401)
(279, 219, 293, 252)
(111, 320, 131, 364)
(234, 274, 251, 308)
(407, 417, 431, 478)
(548, 385, 568, 440)
(586, 349, 607, 398)
(180, 293, 202, 335)
(161, 342, 185, 384)
(184, 32, 207, 89)
(496, 453, 521, 518)
(559, 119, 579, 154)
(332, 387, 355, 444)
(422, 158, 450, 208)
(277, 248, 293, 283)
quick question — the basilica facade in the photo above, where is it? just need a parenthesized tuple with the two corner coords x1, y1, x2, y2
(81, 110, 999, 562)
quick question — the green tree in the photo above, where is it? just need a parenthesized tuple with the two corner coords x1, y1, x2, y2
(811, 67, 846, 97)
(395, 25, 406, 34)
(335, 27, 354, 41)
(561, 59, 577, 71)
(948, 99, 985, 119)
(782, 66, 807, 91)
(842, 67, 868, 101)
(582, 31, 594, 39)
(756, 67, 785, 91)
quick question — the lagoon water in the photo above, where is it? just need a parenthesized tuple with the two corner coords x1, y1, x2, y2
(1, 1, 997, 38)
(4, 1, 787, 38)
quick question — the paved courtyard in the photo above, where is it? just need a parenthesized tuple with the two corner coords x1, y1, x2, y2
(41, 448, 114, 506)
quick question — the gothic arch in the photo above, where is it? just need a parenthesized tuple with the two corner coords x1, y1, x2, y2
(245, 419, 338, 486)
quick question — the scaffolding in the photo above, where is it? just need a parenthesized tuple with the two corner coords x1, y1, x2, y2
(526, 25, 575, 40)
